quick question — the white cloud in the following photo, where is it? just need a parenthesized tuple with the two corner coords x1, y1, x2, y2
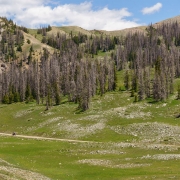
(142, 3, 162, 15)
(0, 0, 141, 30)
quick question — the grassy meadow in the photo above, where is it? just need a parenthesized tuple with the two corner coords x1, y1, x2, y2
(0, 71, 180, 179)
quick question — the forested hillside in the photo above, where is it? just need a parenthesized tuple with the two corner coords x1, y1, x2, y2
(0, 17, 26, 62)
(0, 17, 180, 111)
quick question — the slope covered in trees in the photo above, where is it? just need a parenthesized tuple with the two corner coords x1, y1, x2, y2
(0, 17, 117, 111)
(0, 17, 25, 62)
(0, 16, 180, 111)
(116, 22, 180, 101)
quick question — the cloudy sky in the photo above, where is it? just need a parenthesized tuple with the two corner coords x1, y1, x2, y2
(0, 0, 179, 30)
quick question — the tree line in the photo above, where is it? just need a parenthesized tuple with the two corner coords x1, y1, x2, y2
(1, 18, 180, 110)
(41, 31, 119, 58)
(0, 47, 116, 111)
(0, 17, 24, 61)
(116, 22, 180, 101)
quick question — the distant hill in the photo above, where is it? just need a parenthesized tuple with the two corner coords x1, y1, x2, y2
(48, 25, 147, 37)
(153, 15, 180, 27)
(1, 14, 180, 68)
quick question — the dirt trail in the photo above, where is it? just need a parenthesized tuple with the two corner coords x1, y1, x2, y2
(0, 133, 92, 143)
(0, 133, 180, 150)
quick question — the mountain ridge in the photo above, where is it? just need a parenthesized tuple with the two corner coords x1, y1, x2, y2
(0, 14, 180, 69)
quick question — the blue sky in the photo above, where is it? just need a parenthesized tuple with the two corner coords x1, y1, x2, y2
(0, 0, 180, 30)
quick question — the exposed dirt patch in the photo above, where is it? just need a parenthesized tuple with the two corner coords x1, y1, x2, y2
(106, 103, 152, 119)
(41, 112, 55, 117)
(26, 117, 63, 132)
(141, 154, 180, 160)
(78, 159, 151, 168)
(55, 120, 106, 138)
(78, 115, 104, 121)
(0, 158, 50, 180)
(87, 150, 125, 155)
(14, 108, 37, 118)
(110, 122, 180, 144)
(0, 166, 50, 180)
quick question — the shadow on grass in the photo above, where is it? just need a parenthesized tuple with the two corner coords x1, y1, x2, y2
(146, 97, 162, 104)
(147, 100, 159, 104)
(59, 100, 69, 105)
(73, 106, 86, 114)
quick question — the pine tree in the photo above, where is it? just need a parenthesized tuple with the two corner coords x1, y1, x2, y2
(124, 70, 130, 90)
(17, 45, 22, 52)
(14, 92, 20, 102)
(2, 94, 9, 104)
(25, 84, 31, 103)
(177, 85, 180, 100)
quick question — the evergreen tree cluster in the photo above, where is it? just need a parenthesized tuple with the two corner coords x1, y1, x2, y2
(0, 47, 116, 111)
(1, 19, 180, 110)
(116, 22, 180, 101)
(41, 31, 119, 57)
(0, 18, 24, 61)
(37, 25, 52, 36)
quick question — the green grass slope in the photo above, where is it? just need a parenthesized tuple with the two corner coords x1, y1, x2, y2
(22, 31, 54, 52)
(57, 26, 92, 36)
(95, 26, 147, 37)
(0, 71, 180, 179)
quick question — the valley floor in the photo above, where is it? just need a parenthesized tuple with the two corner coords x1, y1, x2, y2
(0, 91, 180, 179)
